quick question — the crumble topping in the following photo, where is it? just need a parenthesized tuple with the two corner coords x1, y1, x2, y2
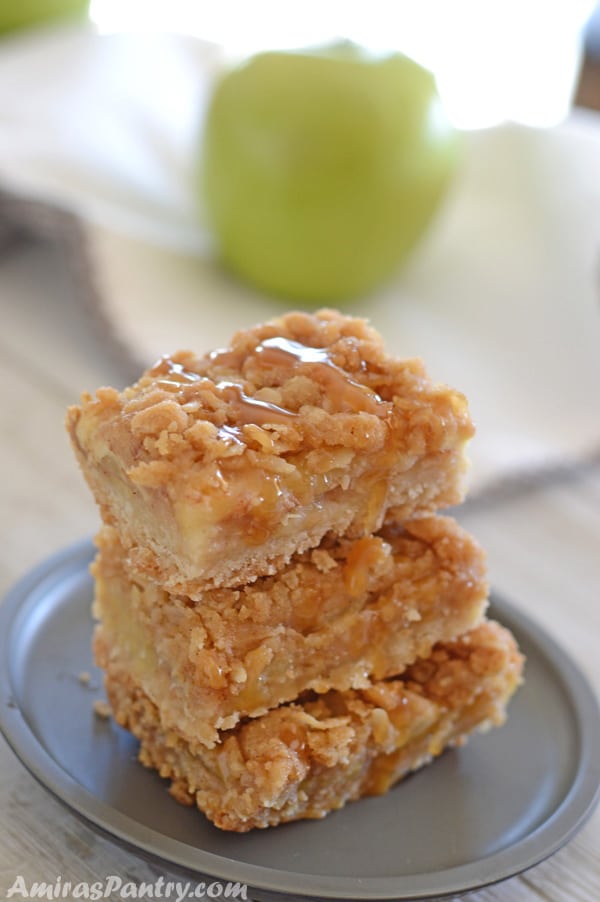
(70, 310, 473, 488)
(93, 699, 111, 719)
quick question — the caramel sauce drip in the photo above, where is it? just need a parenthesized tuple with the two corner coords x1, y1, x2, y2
(150, 357, 203, 389)
(243, 470, 287, 545)
(149, 357, 296, 428)
(343, 536, 388, 597)
(208, 347, 244, 369)
(217, 424, 244, 444)
(216, 382, 298, 426)
(255, 337, 386, 415)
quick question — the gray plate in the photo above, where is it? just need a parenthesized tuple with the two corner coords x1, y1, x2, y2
(1, 540, 599, 902)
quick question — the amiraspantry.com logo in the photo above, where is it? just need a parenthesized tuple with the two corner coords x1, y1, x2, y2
(5, 876, 249, 900)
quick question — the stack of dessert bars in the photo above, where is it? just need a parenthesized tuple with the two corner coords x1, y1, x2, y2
(67, 310, 523, 832)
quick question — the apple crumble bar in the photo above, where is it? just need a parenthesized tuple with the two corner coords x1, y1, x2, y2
(104, 620, 523, 832)
(92, 515, 488, 748)
(67, 309, 473, 593)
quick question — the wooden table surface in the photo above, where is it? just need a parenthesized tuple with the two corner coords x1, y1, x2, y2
(1, 85, 600, 901)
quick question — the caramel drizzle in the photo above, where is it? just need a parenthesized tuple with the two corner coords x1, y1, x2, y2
(255, 337, 386, 415)
(215, 382, 298, 426)
(208, 347, 244, 369)
(217, 424, 245, 444)
(150, 356, 296, 430)
(151, 335, 387, 430)
(150, 358, 203, 390)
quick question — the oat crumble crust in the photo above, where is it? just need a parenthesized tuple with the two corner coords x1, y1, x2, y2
(105, 620, 524, 831)
(92, 515, 489, 748)
(66, 309, 474, 592)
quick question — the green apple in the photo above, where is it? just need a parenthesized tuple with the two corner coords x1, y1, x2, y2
(0, 0, 89, 35)
(200, 44, 460, 303)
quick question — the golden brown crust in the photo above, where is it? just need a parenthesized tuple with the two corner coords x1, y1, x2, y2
(104, 620, 524, 831)
(66, 309, 474, 592)
(92, 515, 489, 748)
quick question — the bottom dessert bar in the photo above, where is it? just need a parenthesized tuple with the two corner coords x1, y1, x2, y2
(104, 620, 523, 832)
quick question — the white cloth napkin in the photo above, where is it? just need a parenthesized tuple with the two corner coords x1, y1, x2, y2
(1, 25, 599, 496)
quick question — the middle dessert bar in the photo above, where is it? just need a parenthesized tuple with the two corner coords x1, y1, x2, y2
(93, 515, 488, 749)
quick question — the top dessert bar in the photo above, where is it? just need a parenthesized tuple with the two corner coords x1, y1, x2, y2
(67, 309, 474, 593)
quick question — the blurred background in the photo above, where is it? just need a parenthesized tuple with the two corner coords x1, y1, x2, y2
(1, 5, 600, 897)
(576, 1, 600, 108)
(87, 0, 600, 127)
